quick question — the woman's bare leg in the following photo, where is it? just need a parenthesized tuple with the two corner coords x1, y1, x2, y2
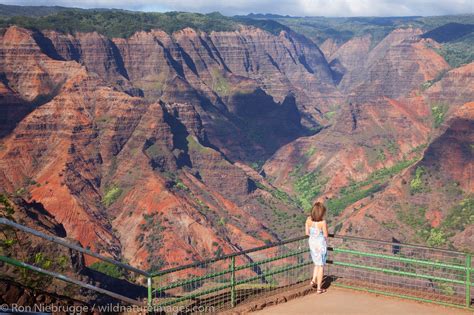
(316, 266, 324, 290)
(312, 265, 318, 283)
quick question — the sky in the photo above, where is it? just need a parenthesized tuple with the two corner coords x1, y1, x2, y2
(1, 0, 473, 17)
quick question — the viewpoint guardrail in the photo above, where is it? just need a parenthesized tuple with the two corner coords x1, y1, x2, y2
(0, 217, 472, 313)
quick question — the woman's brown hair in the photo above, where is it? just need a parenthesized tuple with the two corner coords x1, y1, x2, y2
(310, 202, 326, 222)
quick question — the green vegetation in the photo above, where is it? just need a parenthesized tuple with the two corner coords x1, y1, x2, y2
(431, 102, 449, 128)
(420, 70, 447, 91)
(211, 69, 231, 96)
(398, 205, 427, 229)
(34, 252, 52, 269)
(102, 185, 123, 207)
(408, 143, 428, 156)
(0, 194, 14, 217)
(426, 24, 474, 68)
(304, 147, 317, 158)
(356, 159, 418, 190)
(0, 10, 238, 38)
(366, 147, 386, 165)
(381, 221, 398, 230)
(254, 190, 305, 238)
(397, 205, 433, 242)
(174, 180, 189, 191)
(327, 184, 383, 216)
(255, 181, 301, 216)
(90, 261, 124, 278)
(213, 244, 224, 257)
(438, 37, 474, 68)
(293, 170, 328, 211)
(409, 166, 426, 194)
(326, 158, 418, 216)
(250, 160, 265, 171)
(323, 111, 337, 121)
(442, 197, 474, 232)
(386, 139, 399, 156)
(218, 217, 226, 226)
(0, 4, 71, 18)
(426, 228, 447, 247)
(397, 198, 473, 248)
(249, 14, 474, 46)
(436, 281, 456, 296)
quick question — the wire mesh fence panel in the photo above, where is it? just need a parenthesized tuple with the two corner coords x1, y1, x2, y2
(151, 238, 314, 313)
(328, 236, 469, 306)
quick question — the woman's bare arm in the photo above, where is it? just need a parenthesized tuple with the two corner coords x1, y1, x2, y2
(322, 220, 329, 238)
(305, 217, 311, 236)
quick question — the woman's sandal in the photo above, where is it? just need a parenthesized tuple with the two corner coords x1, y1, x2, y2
(310, 280, 316, 288)
(316, 289, 327, 294)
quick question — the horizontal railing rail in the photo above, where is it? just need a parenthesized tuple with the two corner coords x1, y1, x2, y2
(331, 233, 466, 255)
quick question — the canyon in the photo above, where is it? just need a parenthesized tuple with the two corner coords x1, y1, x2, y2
(0, 11, 472, 287)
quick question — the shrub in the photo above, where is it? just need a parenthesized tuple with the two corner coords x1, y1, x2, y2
(409, 166, 426, 194)
(90, 261, 124, 278)
(175, 181, 189, 191)
(431, 103, 448, 128)
(426, 228, 447, 247)
(0, 194, 14, 217)
(102, 185, 123, 207)
(442, 198, 474, 231)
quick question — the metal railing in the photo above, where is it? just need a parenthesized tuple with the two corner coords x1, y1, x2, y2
(1, 217, 473, 313)
(0, 218, 151, 307)
(148, 233, 473, 312)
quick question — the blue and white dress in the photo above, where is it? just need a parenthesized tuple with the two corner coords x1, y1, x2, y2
(308, 221, 327, 266)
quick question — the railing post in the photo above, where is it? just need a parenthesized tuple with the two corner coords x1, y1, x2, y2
(231, 256, 236, 307)
(147, 277, 153, 310)
(466, 254, 471, 308)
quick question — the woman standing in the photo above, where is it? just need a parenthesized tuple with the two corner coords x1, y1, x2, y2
(305, 202, 328, 294)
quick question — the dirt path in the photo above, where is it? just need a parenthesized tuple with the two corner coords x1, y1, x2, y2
(254, 287, 473, 315)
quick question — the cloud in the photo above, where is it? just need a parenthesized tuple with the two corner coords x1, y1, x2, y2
(2, 0, 473, 16)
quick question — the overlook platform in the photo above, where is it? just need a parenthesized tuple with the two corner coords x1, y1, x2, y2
(253, 286, 472, 315)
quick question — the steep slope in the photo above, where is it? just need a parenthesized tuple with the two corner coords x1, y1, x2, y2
(263, 30, 471, 227)
(0, 26, 307, 270)
(339, 28, 449, 96)
(41, 25, 340, 162)
(335, 102, 473, 251)
(0, 195, 91, 306)
(0, 26, 83, 137)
